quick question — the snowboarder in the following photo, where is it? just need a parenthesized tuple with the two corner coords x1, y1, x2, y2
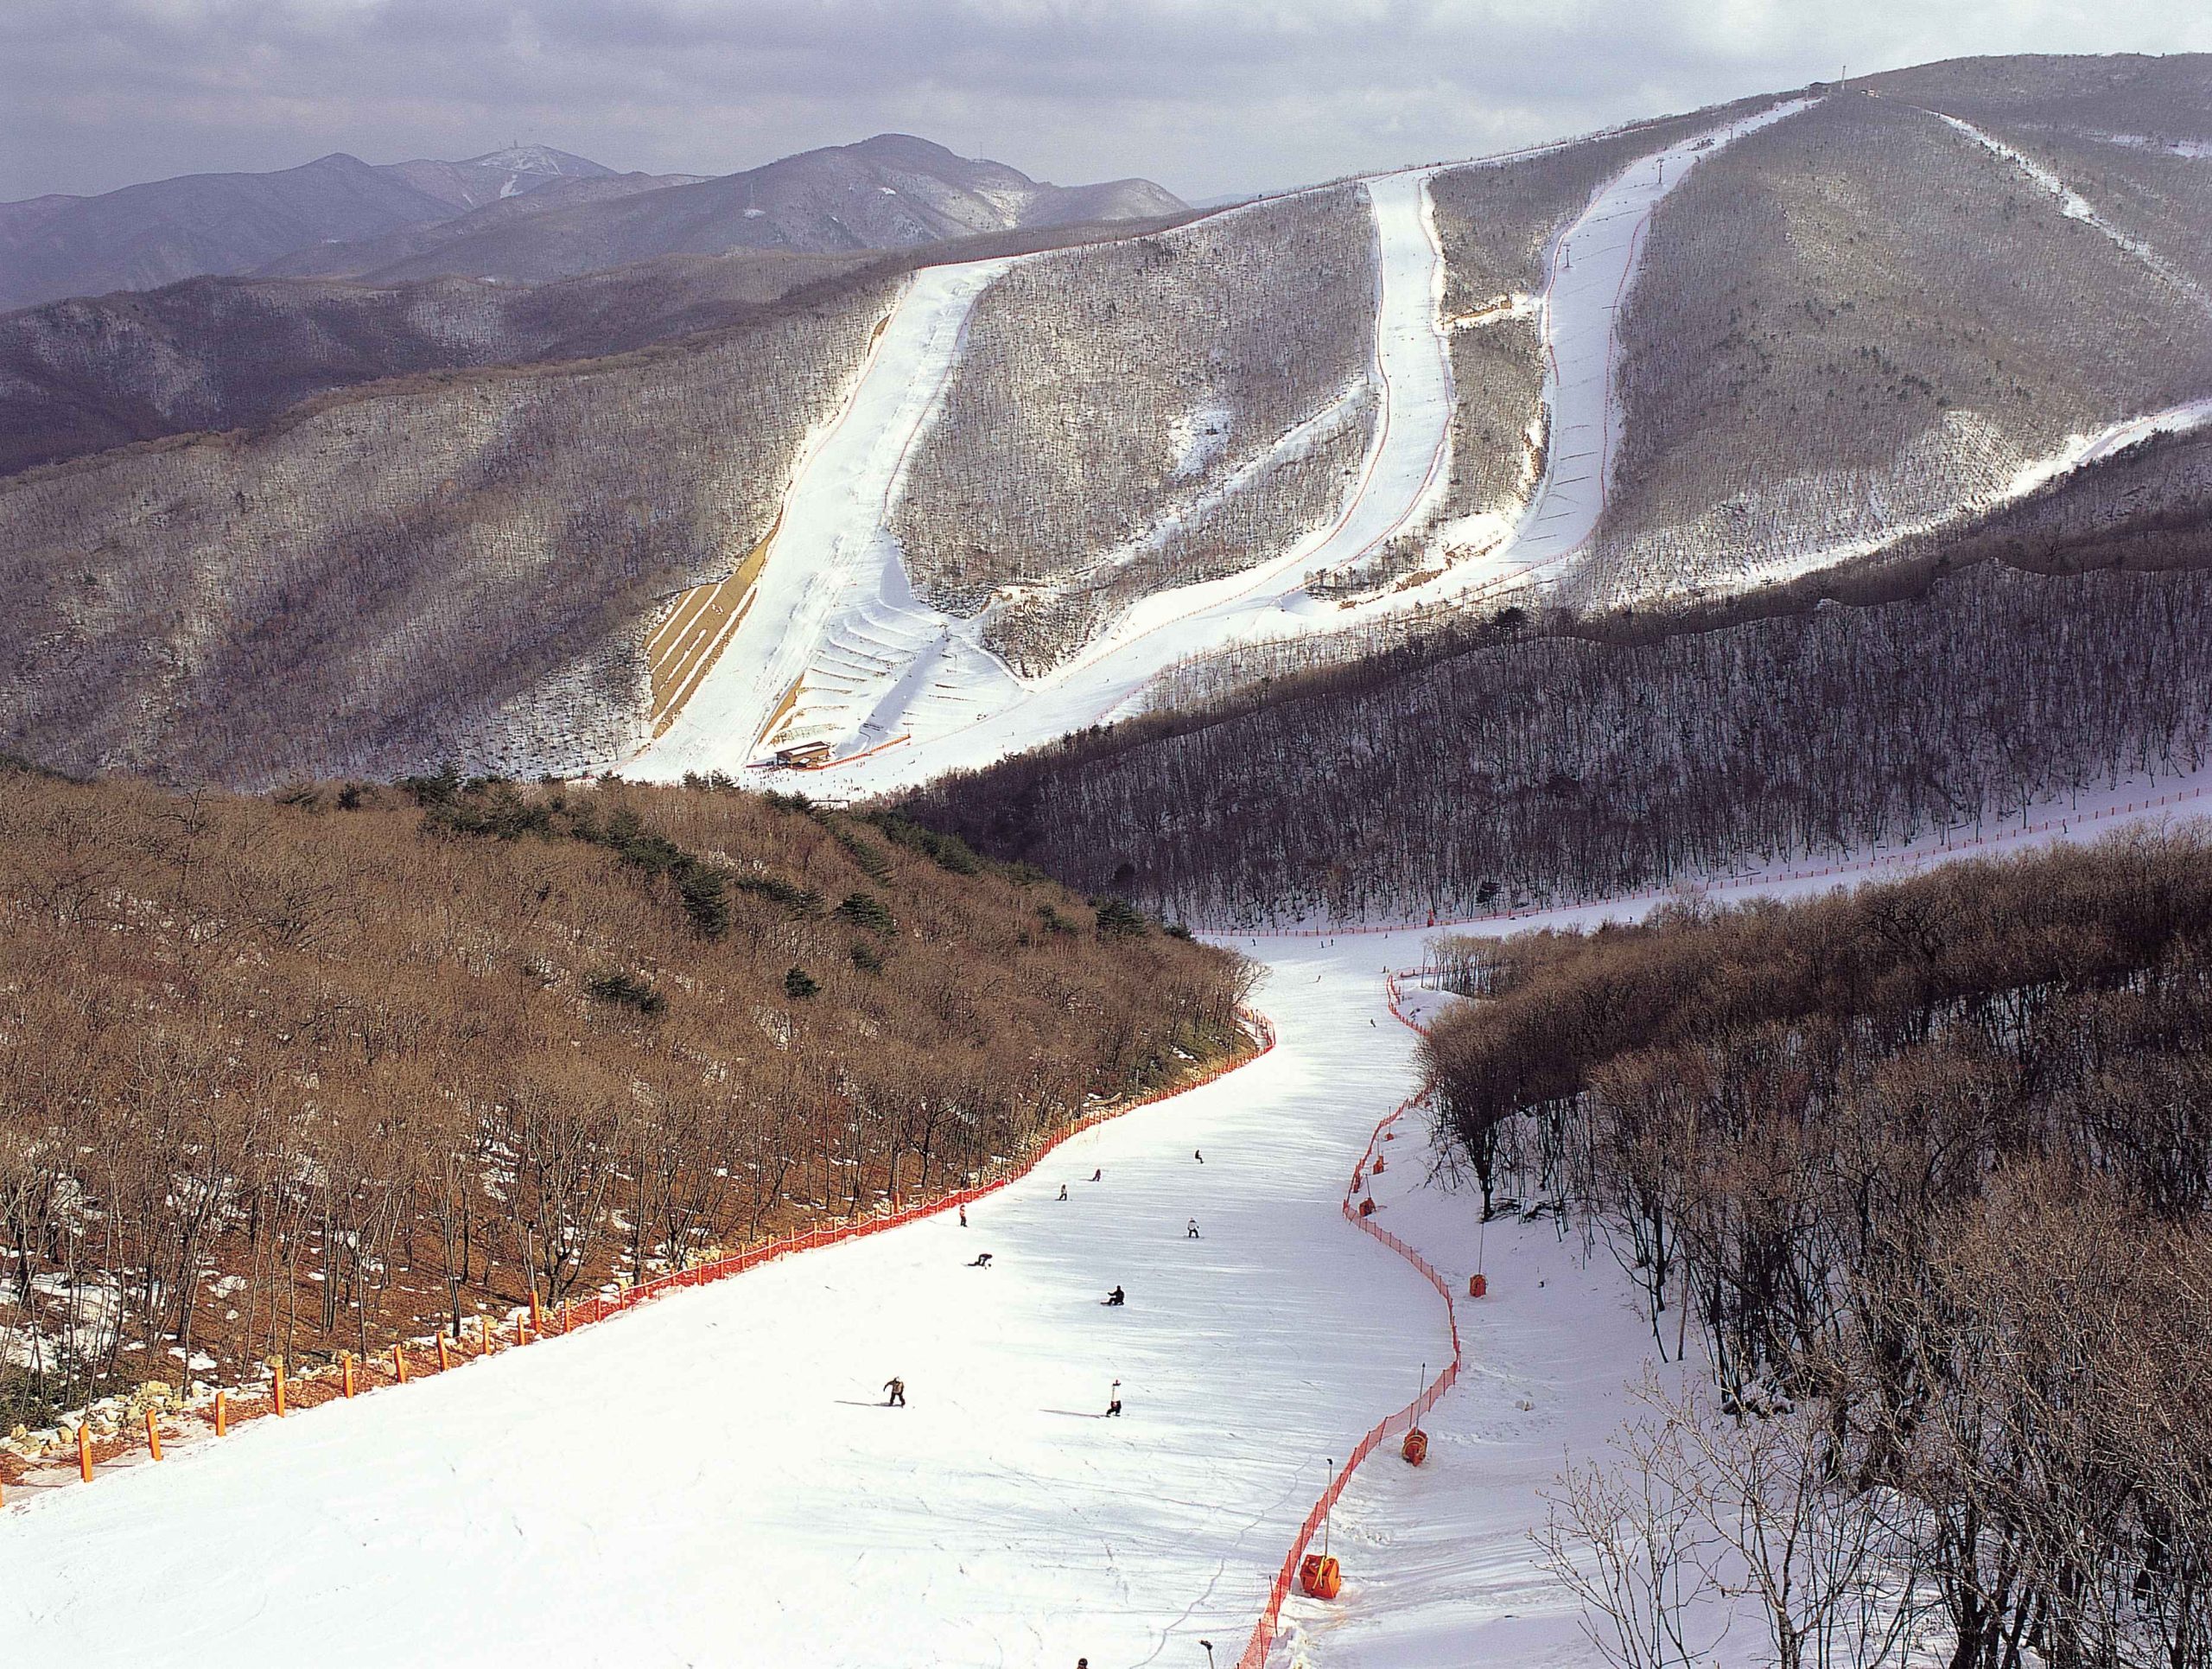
(958, 1204, 967, 1227)
(883, 1376, 906, 1407)
(1058, 1183, 1069, 1201)
(968, 1252, 993, 1268)
(1106, 1379, 1122, 1417)
(1103, 1285, 1126, 1307)
(1186, 1219, 1201, 1239)
(1090, 1168, 1103, 1182)
(1194, 1149, 1204, 1163)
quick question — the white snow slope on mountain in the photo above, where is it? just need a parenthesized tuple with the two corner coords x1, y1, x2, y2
(636, 105, 1808, 798)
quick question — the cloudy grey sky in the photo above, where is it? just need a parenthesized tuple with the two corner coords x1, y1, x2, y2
(5, 1, 2210, 203)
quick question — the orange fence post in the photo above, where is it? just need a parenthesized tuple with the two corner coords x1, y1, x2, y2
(530, 1292, 544, 1335)
(437, 1334, 453, 1372)
(77, 1422, 92, 1482)
(393, 1344, 410, 1385)
(274, 1358, 288, 1417)
(342, 1352, 356, 1398)
(144, 1407, 162, 1462)
(480, 1315, 493, 1356)
(214, 1389, 228, 1436)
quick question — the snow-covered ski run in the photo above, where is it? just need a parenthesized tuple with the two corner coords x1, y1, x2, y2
(10, 789, 2210, 1667)
(632, 102, 1814, 799)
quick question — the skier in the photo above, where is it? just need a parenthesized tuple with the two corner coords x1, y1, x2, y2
(1106, 1379, 1122, 1417)
(968, 1252, 993, 1268)
(1058, 1183, 1069, 1201)
(1186, 1219, 1201, 1239)
(1103, 1284, 1126, 1307)
(883, 1376, 906, 1406)
(958, 1204, 967, 1227)
(1090, 1169, 1103, 1182)
(1194, 1149, 1204, 1164)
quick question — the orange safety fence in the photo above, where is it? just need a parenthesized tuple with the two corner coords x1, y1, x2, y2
(1236, 971, 1453, 1667)
(1243, 782, 2212, 941)
(27, 1009, 1274, 1502)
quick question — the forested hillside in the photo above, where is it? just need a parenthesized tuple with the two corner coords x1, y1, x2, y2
(0, 251, 874, 479)
(1383, 100, 1775, 596)
(0, 268, 899, 787)
(0, 765, 1248, 1436)
(1583, 91, 2212, 607)
(904, 525, 2212, 925)
(1425, 837, 2212, 1668)
(890, 188, 1378, 672)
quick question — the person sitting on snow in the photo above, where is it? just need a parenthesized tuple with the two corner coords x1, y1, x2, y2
(1103, 1284, 1126, 1307)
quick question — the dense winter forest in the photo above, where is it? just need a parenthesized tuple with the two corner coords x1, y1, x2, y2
(906, 557, 2212, 926)
(0, 765, 1248, 1439)
(1424, 837, 2212, 1668)
(0, 249, 875, 479)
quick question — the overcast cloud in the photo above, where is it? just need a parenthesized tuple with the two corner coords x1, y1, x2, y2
(5, 1, 2210, 203)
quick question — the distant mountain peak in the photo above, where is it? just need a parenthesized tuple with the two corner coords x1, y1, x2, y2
(454, 144, 615, 180)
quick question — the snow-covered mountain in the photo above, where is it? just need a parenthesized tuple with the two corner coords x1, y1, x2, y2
(264, 133, 1190, 285)
(4, 55, 2210, 799)
(0, 144, 643, 311)
(380, 143, 620, 212)
(0, 134, 1179, 311)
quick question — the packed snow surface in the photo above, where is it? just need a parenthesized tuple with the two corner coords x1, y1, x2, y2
(635, 258, 1014, 778)
(1402, 99, 1815, 609)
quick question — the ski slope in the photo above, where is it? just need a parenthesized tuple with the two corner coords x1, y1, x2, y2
(636, 258, 1015, 778)
(1395, 98, 1815, 611)
(630, 105, 1814, 800)
(0, 956, 1451, 1669)
(13, 799, 2210, 1664)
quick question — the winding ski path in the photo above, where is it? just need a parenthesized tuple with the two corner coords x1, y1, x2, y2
(0, 960, 1447, 1669)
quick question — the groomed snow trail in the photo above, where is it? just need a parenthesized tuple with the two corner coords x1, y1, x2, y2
(1251, 787, 2212, 1666)
(1389, 99, 1815, 611)
(630, 171, 1457, 796)
(635, 258, 1015, 779)
(0, 964, 1451, 1669)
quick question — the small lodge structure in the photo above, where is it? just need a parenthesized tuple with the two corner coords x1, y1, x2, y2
(774, 740, 836, 768)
